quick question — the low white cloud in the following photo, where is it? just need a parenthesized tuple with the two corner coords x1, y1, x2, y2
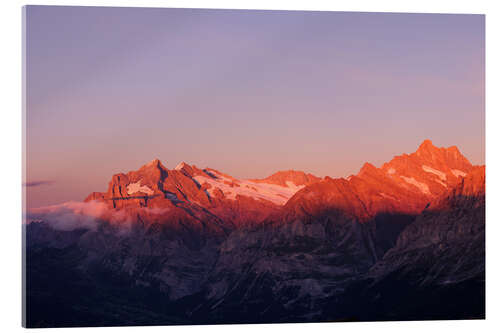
(26, 201, 171, 232)
(26, 201, 110, 231)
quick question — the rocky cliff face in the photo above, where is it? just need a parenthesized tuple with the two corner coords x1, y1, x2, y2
(25, 140, 485, 327)
(283, 140, 473, 223)
(250, 170, 321, 187)
(335, 168, 485, 321)
(84, 160, 321, 229)
(83, 139, 475, 228)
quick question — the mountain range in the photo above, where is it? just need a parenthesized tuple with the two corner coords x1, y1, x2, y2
(24, 140, 485, 327)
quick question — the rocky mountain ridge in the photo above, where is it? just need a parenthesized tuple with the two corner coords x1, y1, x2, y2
(25, 140, 485, 327)
(83, 140, 477, 229)
(84, 160, 321, 229)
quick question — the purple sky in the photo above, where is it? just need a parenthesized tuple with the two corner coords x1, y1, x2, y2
(25, 6, 484, 208)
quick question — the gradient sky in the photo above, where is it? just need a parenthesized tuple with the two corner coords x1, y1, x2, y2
(25, 6, 485, 208)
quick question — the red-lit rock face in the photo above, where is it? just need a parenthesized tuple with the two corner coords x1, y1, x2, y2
(250, 170, 321, 187)
(431, 165, 485, 211)
(84, 140, 483, 229)
(84, 159, 323, 229)
(282, 140, 479, 222)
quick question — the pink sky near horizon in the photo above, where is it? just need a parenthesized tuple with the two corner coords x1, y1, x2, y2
(25, 7, 484, 208)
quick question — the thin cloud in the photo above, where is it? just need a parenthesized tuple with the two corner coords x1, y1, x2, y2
(26, 201, 170, 232)
(27, 201, 109, 231)
(24, 180, 55, 187)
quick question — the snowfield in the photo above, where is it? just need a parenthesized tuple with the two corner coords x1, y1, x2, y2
(193, 170, 305, 205)
(452, 169, 467, 178)
(127, 181, 154, 195)
(400, 176, 431, 195)
(422, 165, 447, 181)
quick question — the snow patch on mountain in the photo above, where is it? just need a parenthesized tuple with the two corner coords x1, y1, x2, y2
(286, 181, 303, 190)
(452, 169, 467, 178)
(435, 179, 448, 188)
(193, 171, 305, 205)
(400, 176, 431, 195)
(422, 165, 447, 181)
(127, 181, 154, 195)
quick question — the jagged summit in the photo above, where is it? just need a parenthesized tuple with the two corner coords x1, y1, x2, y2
(173, 161, 197, 177)
(283, 140, 479, 223)
(146, 158, 162, 166)
(174, 161, 188, 170)
(250, 170, 320, 187)
(417, 139, 435, 151)
(84, 141, 480, 227)
(140, 158, 168, 172)
(84, 159, 323, 227)
(358, 162, 378, 177)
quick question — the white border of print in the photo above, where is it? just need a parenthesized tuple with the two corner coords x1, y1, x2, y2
(1, 0, 498, 332)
